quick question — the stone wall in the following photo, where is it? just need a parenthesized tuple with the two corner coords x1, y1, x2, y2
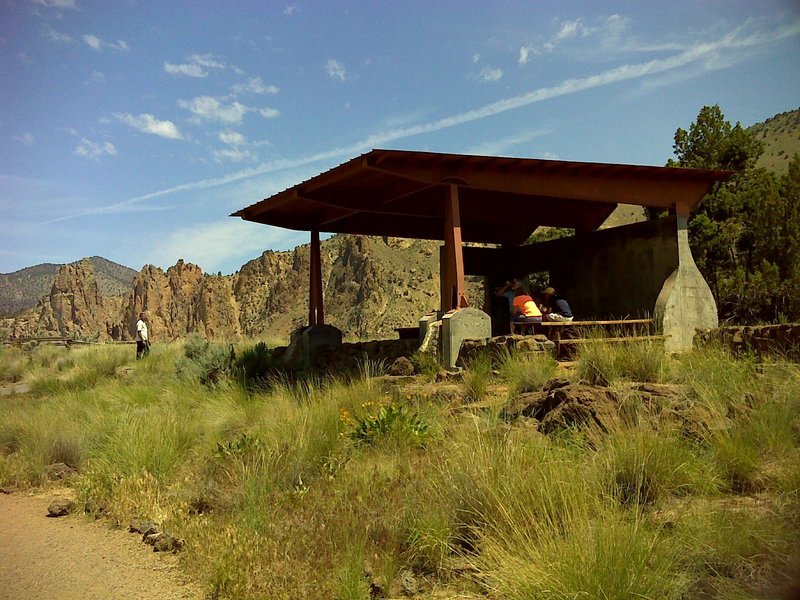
(458, 334, 555, 366)
(695, 324, 800, 358)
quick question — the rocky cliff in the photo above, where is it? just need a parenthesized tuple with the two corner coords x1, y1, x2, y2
(5, 258, 119, 340)
(3, 236, 460, 342)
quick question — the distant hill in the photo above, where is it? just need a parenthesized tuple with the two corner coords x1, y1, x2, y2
(0, 256, 137, 316)
(750, 107, 800, 173)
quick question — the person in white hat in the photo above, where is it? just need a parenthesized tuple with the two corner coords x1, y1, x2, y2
(541, 287, 573, 322)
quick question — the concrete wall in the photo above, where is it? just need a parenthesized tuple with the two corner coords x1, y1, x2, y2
(463, 217, 680, 320)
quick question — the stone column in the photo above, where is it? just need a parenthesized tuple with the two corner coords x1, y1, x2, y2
(655, 203, 718, 352)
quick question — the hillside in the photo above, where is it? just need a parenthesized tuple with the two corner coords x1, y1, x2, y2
(750, 106, 800, 173)
(0, 256, 137, 317)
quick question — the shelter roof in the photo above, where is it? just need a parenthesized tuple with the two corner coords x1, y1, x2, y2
(233, 149, 734, 246)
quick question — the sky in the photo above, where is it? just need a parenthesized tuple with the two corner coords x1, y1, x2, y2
(1, 1, 799, 276)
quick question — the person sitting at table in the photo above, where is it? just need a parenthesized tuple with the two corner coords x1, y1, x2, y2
(496, 277, 524, 311)
(511, 288, 543, 326)
(541, 287, 573, 322)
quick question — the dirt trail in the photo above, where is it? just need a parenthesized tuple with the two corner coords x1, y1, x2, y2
(0, 491, 205, 600)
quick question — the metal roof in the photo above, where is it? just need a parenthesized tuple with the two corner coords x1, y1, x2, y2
(232, 149, 734, 246)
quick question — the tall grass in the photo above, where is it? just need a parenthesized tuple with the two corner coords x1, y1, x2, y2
(1, 340, 798, 598)
(575, 332, 670, 385)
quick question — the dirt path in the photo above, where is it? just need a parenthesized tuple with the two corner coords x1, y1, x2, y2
(0, 491, 205, 600)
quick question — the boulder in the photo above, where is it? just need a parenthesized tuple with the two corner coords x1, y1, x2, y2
(46, 462, 76, 480)
(47, 498, 76, 517)
(387, 356, 415, 376)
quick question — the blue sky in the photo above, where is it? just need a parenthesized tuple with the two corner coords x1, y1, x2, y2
(1, 1, 799, 275)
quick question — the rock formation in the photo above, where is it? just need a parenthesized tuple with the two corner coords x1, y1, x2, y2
(4, 235, 484, 342)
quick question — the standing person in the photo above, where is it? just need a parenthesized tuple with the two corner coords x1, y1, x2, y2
(136, 312, 150, 359)
(541, 287, 574, 322)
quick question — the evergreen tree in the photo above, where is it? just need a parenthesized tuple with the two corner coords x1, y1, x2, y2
(670, 105, 799, 323)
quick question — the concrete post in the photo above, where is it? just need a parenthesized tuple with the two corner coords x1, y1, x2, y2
(655, 208, 718, 352)
(440, 307, 491, 369)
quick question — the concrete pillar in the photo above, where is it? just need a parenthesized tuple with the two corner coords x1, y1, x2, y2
(440, 307, 491, 369)
(655, 206, 718, 352)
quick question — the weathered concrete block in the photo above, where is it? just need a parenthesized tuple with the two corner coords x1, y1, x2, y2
(441, 308, 491, 369)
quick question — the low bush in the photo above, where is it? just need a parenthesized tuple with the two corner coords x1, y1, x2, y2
(176, 334, 235, 386)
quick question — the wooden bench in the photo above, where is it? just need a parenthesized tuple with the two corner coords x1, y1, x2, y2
(536, 319, 662, 357)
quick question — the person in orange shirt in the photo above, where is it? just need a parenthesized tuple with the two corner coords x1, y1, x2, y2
(511, 288, 542, 326)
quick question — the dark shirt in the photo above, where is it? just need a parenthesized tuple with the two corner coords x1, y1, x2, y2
(548, 295, 573, 318)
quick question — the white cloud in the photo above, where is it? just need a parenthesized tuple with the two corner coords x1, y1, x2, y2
(148, 220, 301, 273)
(468, 129, 550, 156)
(326, 58, 346, 81)
(82, 34, 129, 52)
(31, 0, 76, 8)
(178, 96, 251, 124)
(188, 53, 224, 69)
(73, 138, 116, 160)
(519, 45, 537, 65)
(480, 66, 503, 82)
(555, 18, 593, 41)
(164, 53, 224, 78)
(230, 77, 280, 96)
(258, 107, 280, 119)
(164, 62, 206, 77)
(114, 113, 183, 140)
(14, 133, 35, 146)
(41, 25, 71, 43)
(218, 130, 246, 146)
(213, 148, 254, 163)
(284, 4, 300, 16)
(44, 19, 800, 223)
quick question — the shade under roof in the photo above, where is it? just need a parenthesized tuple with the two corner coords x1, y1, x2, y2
(233, 149, 734, 246)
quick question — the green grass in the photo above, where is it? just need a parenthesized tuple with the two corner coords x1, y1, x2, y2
(1, 340, 798, 598)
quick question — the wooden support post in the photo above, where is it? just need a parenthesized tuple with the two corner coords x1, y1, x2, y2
(441, 184, 469, 311)
(309, 230, 324, 326)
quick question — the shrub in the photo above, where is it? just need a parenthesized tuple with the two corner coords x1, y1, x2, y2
(176, 335, 235, 386)
(235, 341, 279, 388)
(348, 404, 430, 449)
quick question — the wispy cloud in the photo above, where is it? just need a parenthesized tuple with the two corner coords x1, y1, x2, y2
(73, 138, 116, 160)
(177, 96, 251, 124)
(467, 129, 550, 156)
(479, 66, 503, 82)
(258, 107, 280, 119)
(147, 220, 301, 273)
(283, 4, 300, 16)
(42, 20, 800, 223)
(31, 0, 76, 8)
(41, 24, 71, 43)
(164, 53, 225, 78)
(326, 58, 346, 80)
(114, 113, 183, 140)
(82, 34, 129, 52)
(520, 14, 631, 64)
(178, 95, 280, 124)
(230, 77, 280, 96)
(14, 133, 35, 146)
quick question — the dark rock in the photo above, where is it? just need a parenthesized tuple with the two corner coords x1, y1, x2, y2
(47, 498, 76, 517)
(153, 533, 183, 553)
(503, 382, 620, 435)
(83, 498, 106, 516)
(46, 462, 76, 480)
(129, 518, 159, 536)
(387, 356, 415, 376)
(143, 532, 163, 546)
(0, 487, 15, 494)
